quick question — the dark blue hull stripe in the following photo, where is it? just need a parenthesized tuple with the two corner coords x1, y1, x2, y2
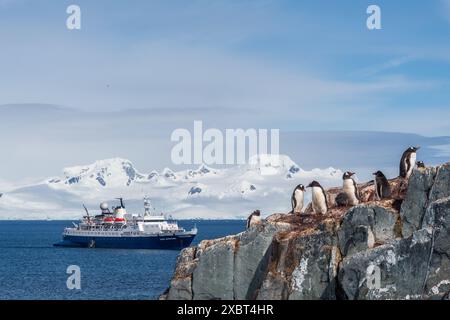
(54, 234, 195, 249)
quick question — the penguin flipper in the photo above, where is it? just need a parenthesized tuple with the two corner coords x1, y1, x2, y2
(376, 182, 382, 200)
(405, 157, 411, 176)
(352, 179, 360, 200)
(319, 185, 329, 210)
(400, 169, 406, 178)
(400, 153, 408, 178)
(384, 182, 392, 198)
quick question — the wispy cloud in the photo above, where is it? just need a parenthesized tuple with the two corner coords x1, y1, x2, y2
(354, 56, 417, 77)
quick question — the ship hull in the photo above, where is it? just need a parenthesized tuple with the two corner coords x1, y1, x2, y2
(54, 233, 195, 250)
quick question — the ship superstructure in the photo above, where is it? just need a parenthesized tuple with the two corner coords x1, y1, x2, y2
(54, 197, 197, 249)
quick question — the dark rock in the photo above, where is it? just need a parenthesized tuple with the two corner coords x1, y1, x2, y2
(256, 230, 341, 300)
(188, 187, 202, 195)
(338, 205, 400, 256)
(421, 197, 450, 298)
(430, 164, 450, 201)
(166, 246, 197, 300)
(338, 229, 432, 300)
(400, 163, 450, 238)
(400, 167, 437, 238)
(233, 225, 277, 299)
(165, 223, 286, 300)
(192, 238, 237, 300)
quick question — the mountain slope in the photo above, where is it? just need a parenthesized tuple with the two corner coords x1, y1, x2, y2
(0, 155, 343, 220)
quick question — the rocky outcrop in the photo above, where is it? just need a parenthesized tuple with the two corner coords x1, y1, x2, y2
(338, 229, 432, 300)
(164, 223, 290, 300)
(401, 165, 450, 238)
(162, 163, 450, 300)
(338, 205, 401, 257)
(258, 224, 340, 300)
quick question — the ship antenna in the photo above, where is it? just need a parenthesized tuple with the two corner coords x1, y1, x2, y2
(83, 204, 90, 222)
(116, 197, 125, 208)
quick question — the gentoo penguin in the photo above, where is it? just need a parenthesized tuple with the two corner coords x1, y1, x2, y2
(291, 184, 306, 214)
(341, 171, 360, 206)
(335, 192, 349, 207)
(416, 161, 425, 169)
(373, 171, 391, 200)
(246, 210, 261, 229)
(400, 146, 420, 179)
(307, 181, 328, 215)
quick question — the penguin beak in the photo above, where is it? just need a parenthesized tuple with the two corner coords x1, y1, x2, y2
(349, 172, 355, 177)
(415, 146, 421, 151)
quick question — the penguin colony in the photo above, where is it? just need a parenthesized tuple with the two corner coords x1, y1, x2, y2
(246, 146, 422, 226)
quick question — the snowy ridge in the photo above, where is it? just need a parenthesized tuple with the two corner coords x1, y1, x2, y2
(0, 155, 343, 220)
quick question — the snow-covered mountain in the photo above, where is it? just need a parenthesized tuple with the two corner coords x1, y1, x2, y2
(51, 158, 149, 187)
(0, 155, 344, 220)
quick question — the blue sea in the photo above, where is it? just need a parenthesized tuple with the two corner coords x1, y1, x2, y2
(0, 220, 245, 300)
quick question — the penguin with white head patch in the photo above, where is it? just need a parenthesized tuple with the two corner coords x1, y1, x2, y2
(336, 172, 360, 206)
(373, 171, 391, 200)
(400, 146, 420, 179)
(291, 184, 305, 214)
(342, 171, 360, 206)
(307, 181, 328, 215)
(246, 210, 261, 229)
(416, 161, 425, 169)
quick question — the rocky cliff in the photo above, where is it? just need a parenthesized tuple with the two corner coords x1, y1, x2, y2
(162, 163, 450, 300)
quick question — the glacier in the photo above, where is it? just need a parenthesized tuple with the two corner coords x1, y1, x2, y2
(0, 155, 343, 220)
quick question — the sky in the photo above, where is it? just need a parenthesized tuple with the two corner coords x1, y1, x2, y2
(0, 0, 450, 181)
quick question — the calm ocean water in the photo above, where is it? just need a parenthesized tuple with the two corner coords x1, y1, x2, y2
(0, 220, 245, 300)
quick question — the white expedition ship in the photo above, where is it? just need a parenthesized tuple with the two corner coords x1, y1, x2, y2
(54, 197, 197, 249)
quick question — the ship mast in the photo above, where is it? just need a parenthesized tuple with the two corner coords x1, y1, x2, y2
(143, 196, 153, 217)
(83, 204, 91, 223)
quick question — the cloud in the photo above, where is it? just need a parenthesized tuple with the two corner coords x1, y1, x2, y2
(0, 103, 449, 183)
(0, 31, 428, 119)
(354, 56, 417, 77)
(0, 1, 449, 183)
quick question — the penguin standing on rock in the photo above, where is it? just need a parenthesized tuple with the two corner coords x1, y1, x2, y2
(416, 161, 426, 169)
(342, 171, 360, 206)
(400, 147, 420, 179)
(307, 181, 328, 215)
(291, 184, 305, 214)
(373, 171, 391, 200)
(246, 210, 261, 229)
